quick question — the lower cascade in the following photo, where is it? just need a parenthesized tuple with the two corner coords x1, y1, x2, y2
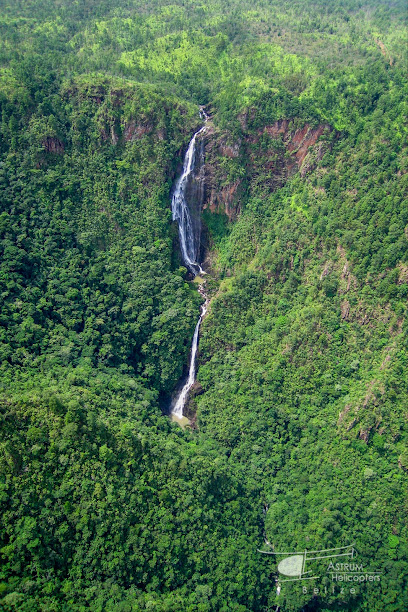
(171, 110, 208, 422)
(171, 299, 208, 420)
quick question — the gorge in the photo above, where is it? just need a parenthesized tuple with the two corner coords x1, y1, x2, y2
(171, 110, 208, 422)
(1, 1, 406, 610)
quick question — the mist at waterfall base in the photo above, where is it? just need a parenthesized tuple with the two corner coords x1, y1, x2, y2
(170, 113, 208, 423)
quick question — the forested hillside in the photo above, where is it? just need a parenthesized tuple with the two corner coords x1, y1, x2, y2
(0, 1, 407, 610)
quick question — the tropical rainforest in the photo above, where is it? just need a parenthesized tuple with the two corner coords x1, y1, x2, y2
(0, 0, 407, 610)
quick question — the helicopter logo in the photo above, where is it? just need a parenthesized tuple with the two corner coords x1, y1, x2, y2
(258, 543, 356, 582)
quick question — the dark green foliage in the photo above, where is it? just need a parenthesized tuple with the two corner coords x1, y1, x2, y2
(0, 77, 201, 393)
(0, 0, 407, 610)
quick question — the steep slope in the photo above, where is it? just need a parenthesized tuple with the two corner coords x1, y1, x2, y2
(0, 1, 407, 611)
(196, 60, 408, 612)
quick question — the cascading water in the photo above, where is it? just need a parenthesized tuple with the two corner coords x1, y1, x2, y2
(172, 299, 208, 419)
(171, 110, 207, 276)
(171, 110, 208, 420)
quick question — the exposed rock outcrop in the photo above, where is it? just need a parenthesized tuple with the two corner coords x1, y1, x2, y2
(202, 119, 335, 220)
(257, 120, 333, 176)
(181, 132, 206, 257)
(123, 120, 153, 141)
(202, 127, 245, 221)
(42, 137, 64, 154)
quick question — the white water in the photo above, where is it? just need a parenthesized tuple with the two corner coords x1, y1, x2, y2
(171, 110, 208, 419)
(172, 300, 208, 418)
(171, 110, 207, 275)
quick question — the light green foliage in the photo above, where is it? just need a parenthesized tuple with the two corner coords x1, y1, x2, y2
(0, 0, 407, 610)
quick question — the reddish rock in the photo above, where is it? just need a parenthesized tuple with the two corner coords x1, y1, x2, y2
(123, 120, 152, 141)
(264, 118, 290, 137)
(287, 123, 329, 166)
(203, 118, 335, 222)
(42, 137, 64, 154)
(205, 181, 242, 220)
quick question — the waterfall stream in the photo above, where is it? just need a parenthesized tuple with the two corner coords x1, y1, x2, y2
(171, 111, 207, 276)
(171, 299, 208, 419)
(171, 110, 208, 421)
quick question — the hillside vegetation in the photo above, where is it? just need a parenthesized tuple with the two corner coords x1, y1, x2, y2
(0, 1, 407, 611)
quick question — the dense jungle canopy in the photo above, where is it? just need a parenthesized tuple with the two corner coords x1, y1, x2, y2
(0, 0, 407, 610)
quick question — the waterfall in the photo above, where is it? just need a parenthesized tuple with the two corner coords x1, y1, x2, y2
(171, 300, 208, 418)
(171, 110, 207, 275)
(171, 109, 208, 420)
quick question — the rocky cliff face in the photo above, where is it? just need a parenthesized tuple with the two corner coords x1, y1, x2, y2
(259, 119, 332, 175)
(42, 137, 65, 154)
(202, 119, 335, 220)
(202, 126, 245, 221)
(182, 133, 206, 262)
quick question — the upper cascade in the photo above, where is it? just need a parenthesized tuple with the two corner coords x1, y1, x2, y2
(170, 108, 208, 420)
(171, 109, 208, 276)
